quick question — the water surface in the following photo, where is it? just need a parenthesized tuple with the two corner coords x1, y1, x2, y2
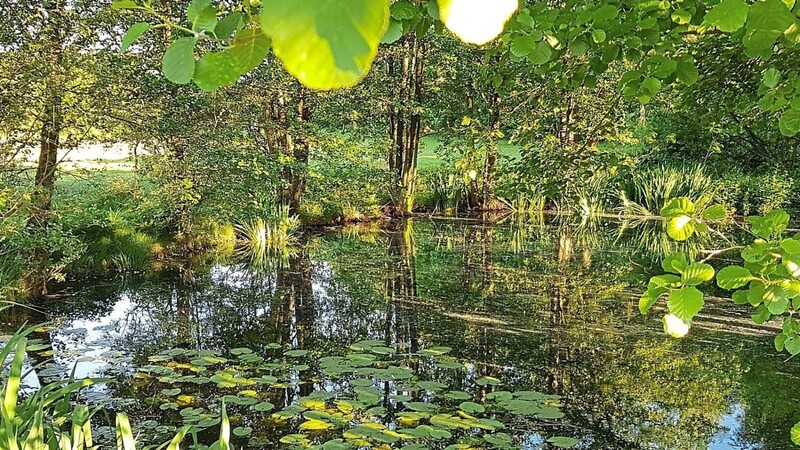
(7, 217, 800, 449)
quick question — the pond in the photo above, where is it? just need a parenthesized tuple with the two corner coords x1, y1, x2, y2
(5, 216, 800, 449)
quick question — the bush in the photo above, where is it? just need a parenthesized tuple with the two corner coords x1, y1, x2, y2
(717, 171, 796, 216)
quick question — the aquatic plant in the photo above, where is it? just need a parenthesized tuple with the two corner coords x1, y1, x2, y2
(428, 172, 464, 214)
(0, 303, 232, 450)
(235, 205, 300, 265)
(619, 164, 717, 217)
(127, 339, 579, 449)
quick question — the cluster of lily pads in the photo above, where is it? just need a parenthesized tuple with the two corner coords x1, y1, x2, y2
(128, 339, 579, 449)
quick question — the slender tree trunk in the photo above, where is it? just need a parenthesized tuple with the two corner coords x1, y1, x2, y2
(482, 89, 501, 209)
(388, 37, 425, 215)
(26, 6, 65, 295)
(266, 87, 312, 216)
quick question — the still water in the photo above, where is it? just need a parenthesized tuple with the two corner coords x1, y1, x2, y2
(6, 217, 800, 449)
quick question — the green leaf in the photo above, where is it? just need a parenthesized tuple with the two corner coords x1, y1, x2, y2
(661, 197, 695, 218)
(192, 6, 218, 33)
(229, 28, 271, 74)
(662, 253, 689, 274)
(648, 274, 682, 290)
(701, 204, 727, 220)
(187, 0, 212, 23)
(510, 35, 537, 58)
(791, 421, 800, 445)
(193, 51, 240, 92)
(111, 0, 144, 9)
(717, 266, 754, 289)
(233, 427, 253, 437)
(667, 216, 697, 241)
(215, 12, 244, 40)
(752, 304, 772, 323)
(437, 0, 518, 45)
(667, 286, 704, 321)
(591, 29, 607, 43)
(703, 0, 749, 32)
(568, 36, 590, 56)
(681, 263, 715, 286)
(676, 55, 699, 85)
(382, 20, 404, 44)
(391, 1, 417, 19)
(639, 288, 665, 314)
(743, 0, 795, 58)
(762, 68, 781, 88)
(671, 9, 691, 24)
(162, 37, 196, 85)
(547, 436, 579, 448)
(785, 334, 800, 355)
(529, 41, 553, 65)
(261, 0, 389, 90)
(779, 108, 800, 136)
(120, 22, 150, 53)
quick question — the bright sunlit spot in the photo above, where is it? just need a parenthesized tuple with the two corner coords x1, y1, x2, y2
(440, 0, 519, 45)
(663, 314, 690, 338)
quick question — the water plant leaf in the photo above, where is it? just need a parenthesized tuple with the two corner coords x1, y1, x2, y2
(548, 436, 580, 448)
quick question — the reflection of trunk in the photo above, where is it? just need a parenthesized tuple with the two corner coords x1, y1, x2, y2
(480, 224, 494, 308)
(557, 231, 574, 264)
(388, 37, 425, 215)
(271, 251, 315, 350)
(385, 220, 418, 354)
(265, 87, 312, 215)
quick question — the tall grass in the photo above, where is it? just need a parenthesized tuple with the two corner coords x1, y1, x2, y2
(428, 173, 464, 214)
(619, 164, 716, 217)
(235, 204, 300, 266)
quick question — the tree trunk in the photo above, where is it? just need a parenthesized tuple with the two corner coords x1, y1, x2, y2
(482, 89, 501, 209)
(388, 37, 425, 215)
(265, 87, 312, 216)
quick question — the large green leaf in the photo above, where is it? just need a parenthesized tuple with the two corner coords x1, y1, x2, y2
(779, 108, 800, 136)
(701, 204, 727, 220)
(676, 55, 698, 85)
(667, 286, 704, 321)
(792, 421, 800, 445)
(162, 37, 196, 85)
(660, 197, 695, 218)
(215, 12, 244, 40)
(703, 0, 749, 32)
(666, 215, 697, 241)
(716, 266, 754, 289)
(681, 263, 715, 286)
(193, 51, 240, 92)
(529, 41, 553, 65)
(743, 0, 795, 58)
(120, 22, 150, 53)
(261, 0, 390, 90)
(661, 253, 688, 274)
(229, 28, 271, 74)
(639, 287, 666, 314)
(510, 35, 537, 58)
(437, 0, 518, 45)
